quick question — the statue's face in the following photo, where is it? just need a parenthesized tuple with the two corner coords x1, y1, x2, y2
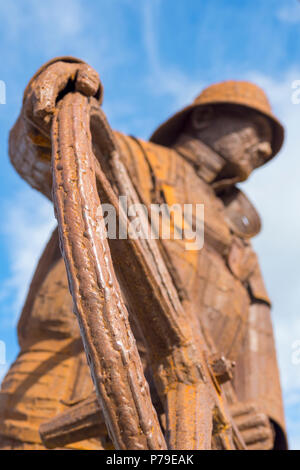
(187, 105, 273, 181)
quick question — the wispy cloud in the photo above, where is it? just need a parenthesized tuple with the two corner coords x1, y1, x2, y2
(0, 0, 134, 87)
(277, 1, 300, 24)
(1, 0, 85, 50)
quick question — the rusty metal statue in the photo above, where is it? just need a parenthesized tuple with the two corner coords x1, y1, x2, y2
(0, 57, 288, 450)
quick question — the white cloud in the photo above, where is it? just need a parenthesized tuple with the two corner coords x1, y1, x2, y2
(141, 0, 203, 110)
(277, 1, 300, 24)
(0, 0, 133, 81)
(0, 189, 55, 326)
(0, 0, 84, 44)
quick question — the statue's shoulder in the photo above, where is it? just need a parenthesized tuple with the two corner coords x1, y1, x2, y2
(113, 131, 176, 171)
(113, 131, 179, 204)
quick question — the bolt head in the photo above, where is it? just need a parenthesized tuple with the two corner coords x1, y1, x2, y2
(210, 354, 235, 384)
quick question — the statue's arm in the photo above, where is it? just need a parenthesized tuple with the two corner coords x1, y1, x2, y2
(9, 57, 102, 199)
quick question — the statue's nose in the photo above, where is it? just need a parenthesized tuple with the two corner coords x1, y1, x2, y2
(256, 141, 272, 159)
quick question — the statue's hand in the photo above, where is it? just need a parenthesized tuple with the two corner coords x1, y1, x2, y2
(23, 58, 102, 135)
(230, 402, 275, 450)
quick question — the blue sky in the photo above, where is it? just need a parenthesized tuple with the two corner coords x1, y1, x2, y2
(0, 0, 300, 449)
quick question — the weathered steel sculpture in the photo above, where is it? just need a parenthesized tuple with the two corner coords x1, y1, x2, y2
(0, 57, 288, 450)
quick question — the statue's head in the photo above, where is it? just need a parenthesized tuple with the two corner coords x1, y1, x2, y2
(185, 104, 272, 181)
(150, 80, 284, 182)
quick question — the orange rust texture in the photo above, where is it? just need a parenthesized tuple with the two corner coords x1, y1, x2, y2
(0, 58, 287, 450)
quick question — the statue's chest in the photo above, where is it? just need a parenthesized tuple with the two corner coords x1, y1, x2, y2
(157, 166, 262, 360)
(161, 234, 252, 361)
(113, 135, 268, 359)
